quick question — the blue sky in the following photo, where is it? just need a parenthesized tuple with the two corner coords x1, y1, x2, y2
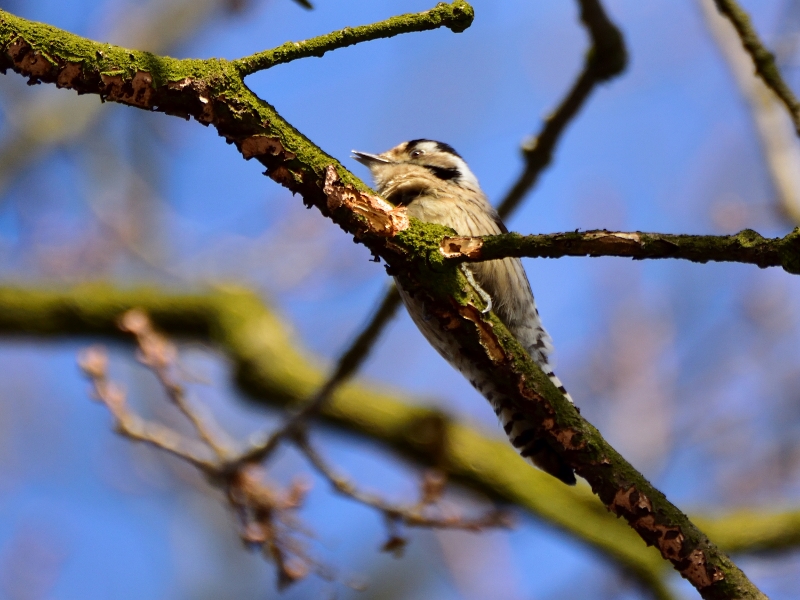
(1, 0, 800, 598)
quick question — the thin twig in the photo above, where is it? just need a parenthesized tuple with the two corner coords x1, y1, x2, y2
(300, 285, 403, 418)
(79, 324, 509, 589)
(78, 346, 220, 471)
(294, 432, 511, 532)
(232, 1, 474, 76)
(119, 309, 230, 458)
(497, 0, 626, 218)
(713, 0, 800, 136)
(79, 340, 322, 589)
(227, 464, 317, 589)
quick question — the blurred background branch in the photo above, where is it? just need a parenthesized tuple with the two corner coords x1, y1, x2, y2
(496, 0, 627, 218)
(0, 284, 667, 594)
(710, 0, 800, 136)
(700, 0, 800, 224)
(0, 0, 261, 197)
(3, 284, 800, 598)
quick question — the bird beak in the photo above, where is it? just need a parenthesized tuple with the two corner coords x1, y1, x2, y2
(351, 150, 390, 166)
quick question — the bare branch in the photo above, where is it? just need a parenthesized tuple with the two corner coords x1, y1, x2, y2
(699, 0, 800, 224)
(226, 464, 318, 589)
(78, 346, 220, 471)
(118, 309, 231, 458)
(496, 0, 627, 218)
(294, 432, 511, 533)
(712, 0, 800, 136)
(80, 330, 323, 589)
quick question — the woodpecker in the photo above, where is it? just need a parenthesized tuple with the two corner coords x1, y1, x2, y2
(352, 140, 575, 485)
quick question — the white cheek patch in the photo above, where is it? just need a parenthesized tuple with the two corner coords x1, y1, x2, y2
(453, 156, 480, 188)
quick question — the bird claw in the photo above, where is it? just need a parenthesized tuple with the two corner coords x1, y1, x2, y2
(460, 265, 493, 314)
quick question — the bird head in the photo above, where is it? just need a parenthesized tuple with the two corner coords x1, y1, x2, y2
(351, 139, 478, 196)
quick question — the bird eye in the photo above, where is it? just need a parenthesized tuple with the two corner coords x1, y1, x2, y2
(410, 149, 423, 158)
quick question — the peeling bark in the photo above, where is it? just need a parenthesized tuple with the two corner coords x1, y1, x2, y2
(441, 235, 484, 258)
(240, 136, 296, 160)
(322, 166, 409, 237)
(457, 304, 506, 362)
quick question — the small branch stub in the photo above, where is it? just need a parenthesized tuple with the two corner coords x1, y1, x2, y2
(441, 235, 483, 259)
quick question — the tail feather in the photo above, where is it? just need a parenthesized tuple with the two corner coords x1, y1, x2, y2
(496, 402, 576, 485)
(395, 283, 576, 484)
(544, 368, 574, 404)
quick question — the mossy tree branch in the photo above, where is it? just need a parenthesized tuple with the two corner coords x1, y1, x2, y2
(0, 8, 767, 598)
(712, 0, 800, 136)
(439, 228, 800, 274)
(0, 2, 473, 198)
(233, 1, 474, 76)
